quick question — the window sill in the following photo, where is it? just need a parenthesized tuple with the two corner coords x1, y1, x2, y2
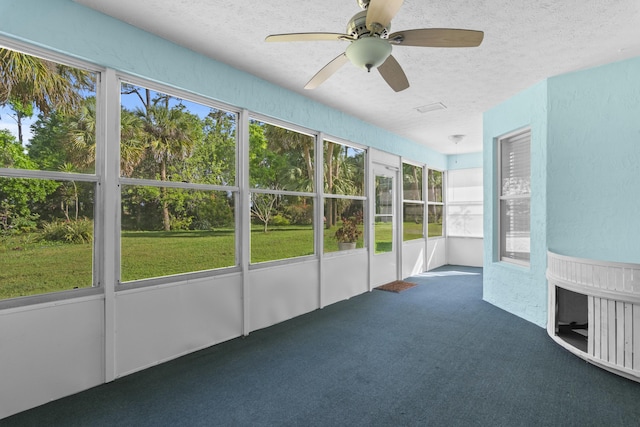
(0, 287, 104, 312)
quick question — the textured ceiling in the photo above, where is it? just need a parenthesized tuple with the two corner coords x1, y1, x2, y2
(75, 0, 640, 154)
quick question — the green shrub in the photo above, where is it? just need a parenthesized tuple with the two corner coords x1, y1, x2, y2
(191, 219, 212, 230)
(271, 214, 290, 226)
(169, 216, 192, 230)
(41, 219, 93, 244)
(284, 203, 313, 225)
(41, 221, 67, 242)
(11, 214, 40, 234)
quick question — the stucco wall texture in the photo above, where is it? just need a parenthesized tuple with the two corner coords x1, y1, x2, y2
(483, 56, 640, 327)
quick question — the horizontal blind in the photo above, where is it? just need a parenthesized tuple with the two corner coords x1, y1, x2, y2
(499, 130, 531, 263)
(500, 131, 531, 197)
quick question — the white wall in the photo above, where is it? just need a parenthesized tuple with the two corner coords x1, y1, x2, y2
(323, 251, 369, 307)
(447, 237, 483, 267)
(427, 238, 447, 270)
(402, 240, 426, 277)
(0, 297, 105, 417)
(248, 260, 320, 332)
(114, 274, 243, 377)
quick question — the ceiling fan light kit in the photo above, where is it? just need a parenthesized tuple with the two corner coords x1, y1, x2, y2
(346, 37, 392, 71)
(265, 0, 484, 92)
(448, 134, 466, 144)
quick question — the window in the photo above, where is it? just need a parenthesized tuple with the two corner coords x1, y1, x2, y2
(447, 168, 483, 238)
(119, 82, 238, 282)
(0, 46, 98, 300)
(374, 174, 394, 254)
(323, 140, 366, 253)
(249, 119, 315, 263)
(498, 129, 531, 264)
(402, 163, 424, 241)
(427, 169, 444, 237)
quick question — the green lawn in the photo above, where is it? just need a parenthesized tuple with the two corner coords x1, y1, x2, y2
(1, 222, 445, 300)
(1, 227, 319, 299)
(428, 223, 443, 238)
(251, 225, 314, 263)
(121, 229, 236, 281)
(403, 221, 423, 241)
(0, 236, 93, 299)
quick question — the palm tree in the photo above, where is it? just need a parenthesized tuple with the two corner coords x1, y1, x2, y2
(264, 124, 315, 190)
(119, 109, 146, 178)
(324, 143, 360, 228)
(65, 97, 96, 172)
(0, 48, 94, 144)
(325, 141, 337, 228)
(137, 104, 199, 231)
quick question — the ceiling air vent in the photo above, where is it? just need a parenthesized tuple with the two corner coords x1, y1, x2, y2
(414, 102, 447, 114)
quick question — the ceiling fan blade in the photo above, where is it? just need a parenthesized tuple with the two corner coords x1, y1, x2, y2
(265, 33, 354, 42)
(388, 28, 484, 47)
(304, 53, 350, 90)
(377, 55, 409, 92)
(366, 0, 404, 32)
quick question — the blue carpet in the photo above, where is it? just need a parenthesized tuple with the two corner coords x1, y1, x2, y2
(3, 266, 640, 426)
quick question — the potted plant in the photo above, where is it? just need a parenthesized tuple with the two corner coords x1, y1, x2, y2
(334, 211, 363, 250)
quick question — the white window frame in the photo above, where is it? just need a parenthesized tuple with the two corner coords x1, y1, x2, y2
(0, 38, 105, 307)
(497, 128, 531, 266)
(401, 161, 425, 242)
(247, 114, 319, 267)
(427, 167, 445, 239)
(322, 137, 368, 254)
(446, 168, 484, 238)
(117, 75, 242, 286)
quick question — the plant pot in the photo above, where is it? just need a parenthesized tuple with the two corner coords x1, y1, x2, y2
(338, 242, 356, 251)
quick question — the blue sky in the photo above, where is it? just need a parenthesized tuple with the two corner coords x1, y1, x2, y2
(0, 83, 216, 148)
(0, 105, 36, 144)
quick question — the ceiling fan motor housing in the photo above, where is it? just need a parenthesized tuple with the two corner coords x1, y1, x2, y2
(347, 10, 390, 38)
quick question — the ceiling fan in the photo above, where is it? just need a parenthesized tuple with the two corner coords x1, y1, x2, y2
(265, 0, 484, 92)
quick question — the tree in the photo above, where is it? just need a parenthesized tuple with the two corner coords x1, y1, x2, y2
(264, 124, 314, 191)
(248, 122, 279, 232)
(119, 108, 146, 177)
(136, 103, 201, 231)
(24, 100, 96, 222)
(65, 96, 96, 172)
(325, 141, 337, 228)
(251, 191, 279, 233)
(324, 143, 362, 228)
(0, 129, 25, 168)
(403, 163, 423, 223)
(0, 48, 94, 144)
(428, 169, 443, 223)
(0, 130, 57, 232)
(184, 109, 236, 185)
(25, 110, 69, 170)
(57, 162, 80, 221)
(4, 99, 33, 145)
